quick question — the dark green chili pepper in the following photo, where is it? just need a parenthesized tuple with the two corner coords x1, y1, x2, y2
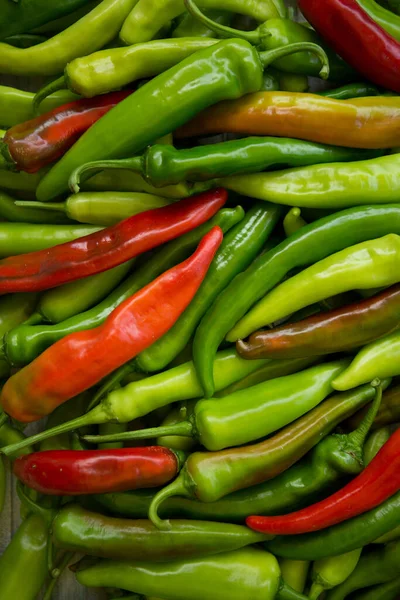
(32, 1, 101, 34)
(192, 204, 400, 397)
(135, 202, 278, 373)
(83, 170, 194, 199)
(320, 82, 381, 100)
(351, 577, 400, 600)
(3, 208, 240, 367)
(262, 72, 280, 91)
(0, 191, 71, 224)
(266, 491, 400, 560)
(75, 140, 380, 188)
(363, 427, 391, 466)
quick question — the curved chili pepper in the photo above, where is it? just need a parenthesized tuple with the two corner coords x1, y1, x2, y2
(0, 91, 131, 173)
(298, 0, 400, 93)
(0, 189, 226, 295)
(320, 82, 380, 100)
(0, 226, 222, 423)
(246, 426, 400, 536)
(14, 447, 184, 495)
(237, 284, 400, 360)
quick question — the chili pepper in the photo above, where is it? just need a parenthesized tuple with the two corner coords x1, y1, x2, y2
(230, 234, 400, 343)
(321, 82, 381, 100)
(194, 204, 400, 397)
(0, 292, 37, 379)
(0, 91, 131, 174)
(4, 34, 48, 49)
(364, 427, 391, 466)
(0, 191, 70, 224)
(272, 71, 309, 93)
(157, 401, 197, 452)
(333, 329, 400, 391)
(283, 208, 306, 237)
(37, 41, 329, 201)
(73, 140, 380, 189)
(120, 0, 287, 45)
(351, 577, 400, 600)
(15, 447, 184, 496)
(135, 202, 279, 373)
(237, 284, 400, 361)
(1, 227, 222, 423)
(147, 380, 383, 529)
(172, 9, 232, 37)
(0, 169, 42, 193)
(309, 549, 363, 599)
(326, 539, 400, 600)
(84, 361, 349, 450)
(298, 0, 400, 92)
(52, 504, 270, 561)
(2, 207, 236, 368)
(0, 0, 138, 76)
(0, 189, 225, 295)
(75, 547, 309, 600)
(279, 559, 309, 594)
(0, 0, 93, 41)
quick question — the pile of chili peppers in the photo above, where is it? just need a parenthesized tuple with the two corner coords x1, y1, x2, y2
(0, 0, 400, 598)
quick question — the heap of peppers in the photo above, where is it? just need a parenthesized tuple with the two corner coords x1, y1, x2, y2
(0, 0, 400, 599)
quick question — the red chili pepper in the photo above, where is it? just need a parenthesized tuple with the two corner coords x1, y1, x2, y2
(1, 91, 132, 173)
(298, 0, 400, 93)
(0, 189, 227, 294)
(1, 226, 223, 423)
(13, 447, 182, 495)
(246, 428, 400, 535)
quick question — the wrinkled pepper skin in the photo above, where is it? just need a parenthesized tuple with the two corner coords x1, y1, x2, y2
(237, 284, 400, 360)
(176, 93, 400, 149)
(52, 504, 269, 561)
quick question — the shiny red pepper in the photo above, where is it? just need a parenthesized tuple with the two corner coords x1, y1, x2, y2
(13, 447, 183, 495)
(1, 91, 132, 173)
(0, 189, 226, 294)
(246, 428, 400, 535)
(0, 226, 223, 423)
(298, 0, 400, 93)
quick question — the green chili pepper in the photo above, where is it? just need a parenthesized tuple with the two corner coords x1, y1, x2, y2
(0, 169, 42, 193)
(0, 191, 71, 224)
(320, 82, 381, 100)
(120, 0, 287, 45)
(52, 504, 271, 561)
(279, 560, 309, 594)
(75, 140, 379, 188)
(172, 10, 232, 37)
(84, 361, 349, 450)
(0, 293, 38, 379)
(283, 207, 306, 237)
(147, 380, 384, 528)
(218, 154, 400, 210)
(0, 513, 49, 600)
(193, 204, 400, 397)
(309, 549, 363, 599)
(4, 34, 48, 48)
(2, 208, 240, 367)
(20, 193, 172, 226)
(333, 329, 400, 390)
(266, 491, 400, 560)
(32, 1, 100, 34)
(351, 576, 400, 600)
(0, 0, 139, 76)
(262, 72, 280, 91)
(37, 39, 329, 200)
(273, 71, 308, 92)
(157, 401, 197, 452)
(230, 234, 400, 343)
(75, 547, 309, 600)
(326, 539, 400, 600)
(363, 427, 391, 466)
(355, 0, 400, 41)
(84, 170, 194, 199)
(135, 203, 278, 373)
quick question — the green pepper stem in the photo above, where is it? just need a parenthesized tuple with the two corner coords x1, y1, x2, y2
(348, 379, 383, 449)
(33, 76, 66, 115)
(86, 361, 137, 413)
(16, 482, 57, 526)
(149, 471, 193, 530)
(22, 312, 44, 327)
(83, 420, 193, 445)
(15, 200, 66, 214)
(43, 551, 75, 600)
(259, 42, 330, 79)
(308, 583, 325, 600)
(184, 0, 262, 44)
(277, 581, 309, 600)
(69, 156, 143, 194)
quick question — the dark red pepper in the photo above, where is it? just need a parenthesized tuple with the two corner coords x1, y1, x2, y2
(0, 189, 226, 294)
(1, 91, 132, 173)
(13, 447, 183, 495)
(298, 0, 400, 93)
(246, 427, 400, 535)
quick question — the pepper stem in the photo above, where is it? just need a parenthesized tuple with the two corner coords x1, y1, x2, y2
(183, 0, 262, 44)
(33, 76, 66, 115)
(149, 471, 192, 530)
(277, 580, 309, 600)
(83, 420, 193, 445)
(259, 42, 330, 79)
(15, 200, 66, 215)
(22, 312, 44, 326)
(86, 361, 137, 413)
(69, 156, 143, 194)
(43, 551, 75, 600)
(16, 482, 57, 526)
(348, 379, 383, 450)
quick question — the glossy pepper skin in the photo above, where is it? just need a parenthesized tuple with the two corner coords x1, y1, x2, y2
(75, 547, 308, 600)
(85, 361, 349, 451)
(0, 0, 138, 76)
(148, 382, 382, 528)
(237, 284, 400, 360)
(230, 234, 400, 343)
(1, 227, 222, 423)
(38, 39, 328, 200)
(176, 93, 400, 149)
(298, 0, 400, 93)
(193, 204, 400, 397)
(1, 91, 131, 173)
(0, 189, 226, 295)
(52, 504, 269, 561)
(3, 207, 236, 367)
